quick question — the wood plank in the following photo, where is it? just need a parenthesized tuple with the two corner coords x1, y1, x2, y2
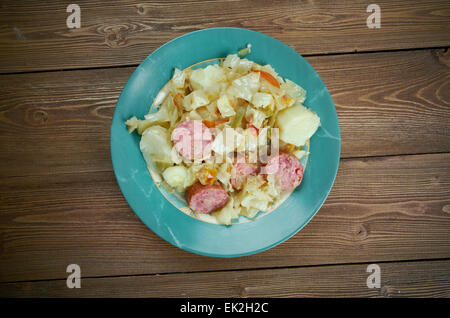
(0, 153, 449, 282)
(0, 0, 449, 73)
(0, 49, 448, 178)
(1, 260, 449, 297)
(0, 67, 131, 176)
(314, 49, 450, 158)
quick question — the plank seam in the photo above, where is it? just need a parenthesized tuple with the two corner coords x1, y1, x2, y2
(0, 46, 447, 76)
(1, 257, 449, 286)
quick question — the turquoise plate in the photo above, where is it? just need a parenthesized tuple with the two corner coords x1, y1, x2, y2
(110, 28, 340, 257)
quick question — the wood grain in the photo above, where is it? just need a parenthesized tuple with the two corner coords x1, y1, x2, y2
(0, 0, 449, 73)
(0, 153, 449, 283)
(314, 49, 450, 158)
(0, 49, 448, 179)
(1, 260, 449, 297)
(1, 0, 449, 298)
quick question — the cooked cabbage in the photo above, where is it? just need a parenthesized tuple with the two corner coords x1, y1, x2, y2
(217, 94, 236, 117)
(211, 127, 246, 155)
(172, 68, 186, 89)
(263, 174, 281, 198)
(275, 94, 295, 110)
(216, 160, 235, 192)
(223, 54, 240, 69)
(211, 197, 240, 225)
(229, 71, 260, 101)
(125, 91, 179, 134)
(139, 125, 174, 165)
(187, 109, 203, 120)
(183, 90, 209, 111)
(125, 116, 147, 134)
(239, 207, 260, 219)
(237, 175, 272, 212)
(260, 64, 283, 84)
(125, 108, 168, 135)
(190, 64, 226, 100)
(282, 79, 306, 104)
(223, 54, 253, 74)
(242, 128, 259, 152)
(252, 92, 273, 109)
(245, 106, 266, 128)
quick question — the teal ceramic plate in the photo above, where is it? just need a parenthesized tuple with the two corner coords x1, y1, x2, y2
(110, 28, 340, 257)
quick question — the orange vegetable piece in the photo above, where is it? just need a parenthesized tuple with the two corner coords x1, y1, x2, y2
(248, 124, 259, 136)
(202, 118, 229, 128)
(254, 70, 280, 88)
(198, 168, 218, 185)
(173, 93, 184, 110)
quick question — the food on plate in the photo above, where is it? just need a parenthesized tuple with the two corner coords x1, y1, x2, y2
(231, 154, 259, 190)
(171, 119, 213, 161)
(125, 52, 321, 224)
(186, 182, 229, 214)
(276, 104, 320, 147)
(264, 152, 303, 190)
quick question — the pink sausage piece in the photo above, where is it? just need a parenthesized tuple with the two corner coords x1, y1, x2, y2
(264, 152, 303, 190)
(171, 120, 212, 161)
(231, 159, 259, 190)
(186, 182, 229, 214)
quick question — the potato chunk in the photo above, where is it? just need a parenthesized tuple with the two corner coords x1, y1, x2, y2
(276, 105, 320, 146)
(162, 166, 188, 191)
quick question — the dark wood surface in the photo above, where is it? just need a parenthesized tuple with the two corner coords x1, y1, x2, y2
(1, 0, 449, 73)
(0, 0, 449, 297)
(1, 260, 449, 297)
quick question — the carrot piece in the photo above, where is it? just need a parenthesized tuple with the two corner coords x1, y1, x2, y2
(248, 124, 259, 136)
(254, 70, 280, 88)
(203, 118, 229, 128)
(198, 168, 218, 185)
(173, 93, 184, 111)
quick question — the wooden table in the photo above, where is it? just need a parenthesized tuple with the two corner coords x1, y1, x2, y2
(0, 0, 449, 298)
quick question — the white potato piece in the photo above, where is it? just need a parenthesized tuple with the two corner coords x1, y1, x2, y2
(276, 105, 320, 146)
(162, 166, 188, 191)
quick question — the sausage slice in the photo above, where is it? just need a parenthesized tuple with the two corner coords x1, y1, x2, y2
(231, 155, 259, 190)
(263, 152, 303, 190)
(186, 182, 229, 214)
(171, 120, 212, 161)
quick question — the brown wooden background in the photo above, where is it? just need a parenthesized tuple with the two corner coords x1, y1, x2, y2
(0, 0, 449, 298)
